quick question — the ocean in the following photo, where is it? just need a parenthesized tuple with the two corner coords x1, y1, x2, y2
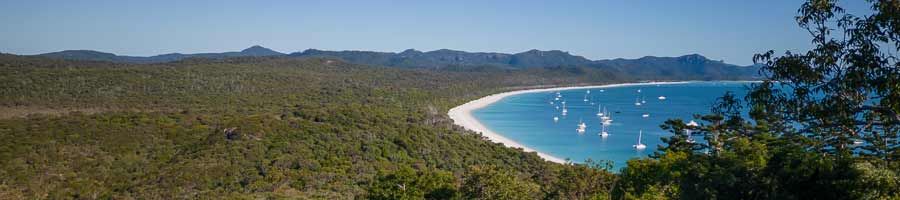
(472, 81, 752, 170)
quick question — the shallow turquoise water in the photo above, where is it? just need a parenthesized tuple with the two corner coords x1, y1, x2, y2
(472, 82, 751, 170)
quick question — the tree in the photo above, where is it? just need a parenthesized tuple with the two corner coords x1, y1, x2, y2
(459, 166, 540, 200)
(366, 167, 457, 200)
(617, 0, 900, 199)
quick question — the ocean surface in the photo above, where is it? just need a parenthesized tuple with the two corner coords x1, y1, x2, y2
(472, 81, 752, 170)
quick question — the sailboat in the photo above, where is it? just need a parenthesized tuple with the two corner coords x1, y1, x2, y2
(596, 105, 604, 116)
(561, 103, 568, 116)
(634, 97, 642, 106)
(576, 119, 587, 133)
(553, 116, 559, 122)
(633, 129, 647, 150)
(641, 96, 646, 104)
(686, 120, 698, 143)
(599, 123, 609, 137)
(658, 96, 667, 100)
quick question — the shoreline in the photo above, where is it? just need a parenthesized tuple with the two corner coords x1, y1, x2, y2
(448, 81, 716, 164)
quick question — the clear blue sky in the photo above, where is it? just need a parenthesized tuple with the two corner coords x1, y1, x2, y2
(0, 0, 872, 65)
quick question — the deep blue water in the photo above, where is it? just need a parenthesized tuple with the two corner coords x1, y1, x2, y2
(472, 82, 752, 170)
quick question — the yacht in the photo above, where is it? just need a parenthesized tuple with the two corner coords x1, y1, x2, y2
(599, 124, 609, 137)
(633, 129, 647, 150)
(576, 120, 587, 133)
(596, 105, 604, 116)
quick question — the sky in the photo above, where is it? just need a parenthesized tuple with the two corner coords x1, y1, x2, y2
(0, 0, 873, 65)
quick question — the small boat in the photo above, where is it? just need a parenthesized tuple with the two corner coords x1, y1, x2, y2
(634, 97, 642, 106)
(637, 89, 642, 93)
(641, 96, 646, 104)
(642, 113, 650, 118)
(586, 90, 591, 94)
(561, 104, 568, 115)
(576, 120, 587, 133)
(687, 120, 699, 127)
(596, 105, 604, 116)
(685, 120, 699, 135)
(599, 124, 609, 137)
(553, 116, 559, 122)
(658, 96, 667, 100)
(633, 129, 647, 150)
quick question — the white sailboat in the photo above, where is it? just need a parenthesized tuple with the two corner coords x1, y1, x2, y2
(658, 96, 667, 100)
(576, 119, 587, 133)
(602, 112, 613, 125)
(596, 105, 604, 116)
(561, 103, 568, 116)
(599, 123, 609, 137)
(633, 129, 647, 150)
(686, 120, 699, 143)
(634, 97, 642, 106)
(641, 96, 646, 104)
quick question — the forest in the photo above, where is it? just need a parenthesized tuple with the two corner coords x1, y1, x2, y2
(1, 0, 899, 199)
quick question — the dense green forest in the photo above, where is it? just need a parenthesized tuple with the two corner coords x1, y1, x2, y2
(2, 0, 899, 199)
(0, 54, 642, 199)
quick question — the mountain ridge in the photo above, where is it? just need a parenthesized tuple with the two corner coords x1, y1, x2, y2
(30, 46, 759, 79)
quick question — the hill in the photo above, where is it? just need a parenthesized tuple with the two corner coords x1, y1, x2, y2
(33, 47, 759, 80)
(37, 45, 284, 63)
(0, 54, 630, 199)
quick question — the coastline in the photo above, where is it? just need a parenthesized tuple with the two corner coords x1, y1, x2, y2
(447, 81, 703, 164)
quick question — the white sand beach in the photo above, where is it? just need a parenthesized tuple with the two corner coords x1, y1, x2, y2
(447, 81, 693, 164)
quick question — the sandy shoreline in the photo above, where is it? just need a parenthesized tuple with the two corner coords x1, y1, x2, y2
(447, 81, 697, 164)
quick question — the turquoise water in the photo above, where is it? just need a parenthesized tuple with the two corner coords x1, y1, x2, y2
(472, 82, 751, 170)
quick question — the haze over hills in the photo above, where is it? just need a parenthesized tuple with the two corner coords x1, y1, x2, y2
(31, 46, 760, 79)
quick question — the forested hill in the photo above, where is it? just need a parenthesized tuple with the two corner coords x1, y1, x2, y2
(0, 54, 633, 199)
(37, 45, 284, 63)
(31, 47, 760, 80)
